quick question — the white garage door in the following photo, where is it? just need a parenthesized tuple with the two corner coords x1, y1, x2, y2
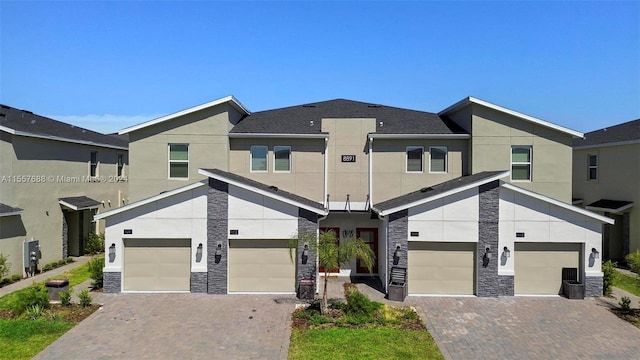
(514, 243, 581, 295)
(408, 242, 476, 295)
(228, 239, 295, 293)
(123, 239, 191, 292)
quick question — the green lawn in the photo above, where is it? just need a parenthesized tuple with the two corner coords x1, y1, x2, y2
(0, 319, 74, 360)
(288, 328, 444, 360)
(614, 270, 640, 297)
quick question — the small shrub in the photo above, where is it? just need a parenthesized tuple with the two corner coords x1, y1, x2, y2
(23, 304, 45, 320)
(84, 232, 105, 255)
(56, 259, 66, 267)
(88, 257, 105, 289)
(44, 310, 62, 322)
(78, 289, 92, 307)
(0, 253, 11, 281)
(65, 257, 74, 264)
(59, 287, 73, 306)
(42, 263, 53, 272)
(344, 287, 383, 316)
(12, 285, 50, 314)
(625, 251, 640, 276)
(329, 300, 346, 311)
(602, 260, 617, 296)
(11, 274, 22, 282)
(619, 296, 632, 312)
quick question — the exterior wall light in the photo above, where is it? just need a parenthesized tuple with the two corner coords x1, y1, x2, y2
(503, 246, 510, 258)
(485, 246, 492, 259)
(393, 245, 401, 265)
(301, 244, 309, 264)
(195, 243, 203, 263)
(108, 243, 116, 263)
(591, 248, 599, 259)
(215, 243, 222, 256)
(214, 243, 222, 264)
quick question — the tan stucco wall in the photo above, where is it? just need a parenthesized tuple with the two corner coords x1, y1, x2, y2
(372, 139, 467, 202)
(229, 138, 325, 202)
(0, 134, 128, 276)
(128, 103, 242, 201)
(573, 143, 640, 254)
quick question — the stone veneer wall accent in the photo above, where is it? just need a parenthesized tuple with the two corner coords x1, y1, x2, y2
(585, 275, 603, 297)
(477, 180, 500, 297)
(207, 178, 228, 294)
(296, 209, 318, 291)
(498, 275, 514, 296)
(387, 210, 408, 287)
(104, 272, 121, 293)
(62, 213, 68, 259)
(623, 212, 630, 257)
(190, 272, 208, 293)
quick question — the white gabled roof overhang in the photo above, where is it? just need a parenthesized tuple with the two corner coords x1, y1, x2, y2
(199, 169, 328, 216)
(119, 95, 250, 135)
(439, 96, 584, 139)
(501, 183, 615, 224)
(373, 171, 510, 217)
(0, 125, 128, 150)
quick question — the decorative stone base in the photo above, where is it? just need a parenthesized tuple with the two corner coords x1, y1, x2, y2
(498, 275, 514, 296)
(190, 272, 208, 293)
(104, 272, 121, 293)
(585, 276, 603, 297)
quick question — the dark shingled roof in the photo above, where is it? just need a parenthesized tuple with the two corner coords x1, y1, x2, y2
(230, 99, 467, 135)
(201, 168, 325, 211)
(0, 104, 128, 149)
(586, 199, 633, 212)
(59, 196, 102, 210)
(374, 171, 507, 213)
(573, 119, 640, 147)
(0, 203, 23, 215)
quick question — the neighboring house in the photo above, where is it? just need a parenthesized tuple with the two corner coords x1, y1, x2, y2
(572, 119, 640, 262)
(0, 104, 128, 277)
(96, 96, 611, 298)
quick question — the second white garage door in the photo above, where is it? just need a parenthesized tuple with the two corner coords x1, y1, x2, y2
(228, 239, 295, 293)
(123, 239, 191, 292)
(514, 243, 581, 295)
(408, 242, 476, 295)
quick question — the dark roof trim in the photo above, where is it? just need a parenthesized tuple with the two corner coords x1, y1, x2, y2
(585, 199, 634, 214)
(0, 203, 24, 217)
(59, 196, 102, 211)
(229, 133, 329, 139)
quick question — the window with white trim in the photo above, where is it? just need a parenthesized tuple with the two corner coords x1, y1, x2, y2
(511, 146, 532, 181)
(168, 144, 189, 179)
(406, 146, 423, 172)
(429, 146, 447, 173)
(588, 154, 598, 180)
(251, 145, 268, 172)
(117, 154, 125, 177)
(90, 151, 98, 177)
(274, 146, 291, 172)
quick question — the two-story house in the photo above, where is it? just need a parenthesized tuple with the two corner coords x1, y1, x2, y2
(0, 104, 128, 277)
(573, 119, 639, 263)
(95, 96, 611, 298)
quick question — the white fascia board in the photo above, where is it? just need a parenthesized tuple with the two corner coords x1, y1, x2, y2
(58, 200, 101, 211)
(94, 181, 207, 220)
(119, 95, 250, 135)
(573, 139, 640, 150)
(439, 96, 584, 138)
(501, 182, 615, 224)
(229, 133, 329, 139)
(0, 210, 24, 217)
(374, 171, 510, 216)
(368, 133, 470, 139)
(586, 203, 634, 214)
(1, 126, 127, 150)
(198, 169, 327, 216)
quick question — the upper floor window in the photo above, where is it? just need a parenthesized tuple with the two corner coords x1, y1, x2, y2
(251, 145, 268, 172)
(511, 146, 532, 181)
(90, 151, 98, 177)
(429, 146, 447, 173)
(274, 146, 291, 172)
(406, 146, 423, 173)
(588, 154, 598, 181)
(117, 154, 125, 177)
(169, 144, 189, 179)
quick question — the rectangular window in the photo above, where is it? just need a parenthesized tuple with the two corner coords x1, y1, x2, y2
(117, 154, 125, 177)
(274, 146, 291, 172)
(90, 151, 98, 177)
(511, 146, 532, 181)
(406, 146, 423, 172)
(169, 144, 189, 179)
(588, 154, 598, 180)
(429, 146, 447, 173)
(251, 145, 268, 172)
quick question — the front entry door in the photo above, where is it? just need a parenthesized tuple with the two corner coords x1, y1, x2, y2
(356, 228, 378, 274)
(319, 227, 340, 273)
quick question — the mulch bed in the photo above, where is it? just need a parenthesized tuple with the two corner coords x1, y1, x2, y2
(0, 304, 100, 323)
(609, 308, 640, 328)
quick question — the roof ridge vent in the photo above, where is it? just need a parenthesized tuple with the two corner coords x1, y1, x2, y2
(368, 104, 382, 108)
(22, 110, 33, 114)
(268, 185, 279, 191)
(302, 104, 316, 108)
(419, 186, 433, 193)
(0, 105, 10, 109)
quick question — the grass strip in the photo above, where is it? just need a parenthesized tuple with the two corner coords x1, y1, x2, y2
(0, 319, 74, 360)
(614, 270, 640, 297)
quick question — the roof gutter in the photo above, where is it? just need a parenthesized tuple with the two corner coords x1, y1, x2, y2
(229, 133, 330, 139)
(1, 126, 128, 150)
(368, 133, 470, 139)
(573, 139, 640, 150)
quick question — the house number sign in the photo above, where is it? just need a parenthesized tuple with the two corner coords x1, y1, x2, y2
(341, 155, 356, 162)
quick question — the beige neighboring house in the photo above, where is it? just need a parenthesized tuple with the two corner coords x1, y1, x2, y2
(97, 96, 610, 299)
(0, 104, 128, 277)
(573, 119, 640, 262)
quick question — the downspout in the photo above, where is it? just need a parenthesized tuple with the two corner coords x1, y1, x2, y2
(324, 137, 328, 210)
(368, 136, 373, 207)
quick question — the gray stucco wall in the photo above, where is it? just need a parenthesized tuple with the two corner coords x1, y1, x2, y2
(296, 209, 318, 297)
(104, 272, 121, 293)
(387, 210, 408, 287)
(207, 178, 228, 294)
(477, 180, 500, 297)
(585, 275, 603, 297)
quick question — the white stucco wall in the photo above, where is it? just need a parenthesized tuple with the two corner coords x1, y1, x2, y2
(407, 188, 479, 242)
(498, 187, 603, 277)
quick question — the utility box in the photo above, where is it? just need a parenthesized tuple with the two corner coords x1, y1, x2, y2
(23, 240, 41, 276)
(46, 279, 69, 302)
(388, 267, 408, 302)
(297, 279, 315, 300)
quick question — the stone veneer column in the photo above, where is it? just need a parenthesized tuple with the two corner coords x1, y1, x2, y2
(585, 275, 603, 297)
(387, 210, 408, 287)
(477, 180, 500, 297)
(207, 178, 228, 294)
(104, 272, 121, 293)
(296, 209, 318, 289)
(62, 213, 68, 259)
(190, 273, 208, 293)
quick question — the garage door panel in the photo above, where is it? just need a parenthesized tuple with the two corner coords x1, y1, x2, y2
(229, 239, 294, 292)
(123, 239, 191, 292)
(514, 243, 580, 295)
(408, 242, 475, 295)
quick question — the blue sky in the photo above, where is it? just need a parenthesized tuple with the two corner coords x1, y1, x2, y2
(1, 1, 638, 134)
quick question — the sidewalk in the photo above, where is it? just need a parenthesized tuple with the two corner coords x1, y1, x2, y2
(0, 256, 91, 298)
(597, 269, 640, 309)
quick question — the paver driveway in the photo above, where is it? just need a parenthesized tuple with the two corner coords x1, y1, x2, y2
(410, 296, 640, 360)
(34, 293, 296, 360)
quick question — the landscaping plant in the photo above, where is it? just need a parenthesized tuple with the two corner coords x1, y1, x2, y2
(12, 285, 50, 315)
(87, 256, 104, 289)
(602, 260, 617, 296)
(59, 288, 73, 306)
(625, 251, 640, 276)
(619, 296, 632, 313)
(84, 232, 105, 255)
(0, 253, 10, 282)
(78, 289, 92, 308)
